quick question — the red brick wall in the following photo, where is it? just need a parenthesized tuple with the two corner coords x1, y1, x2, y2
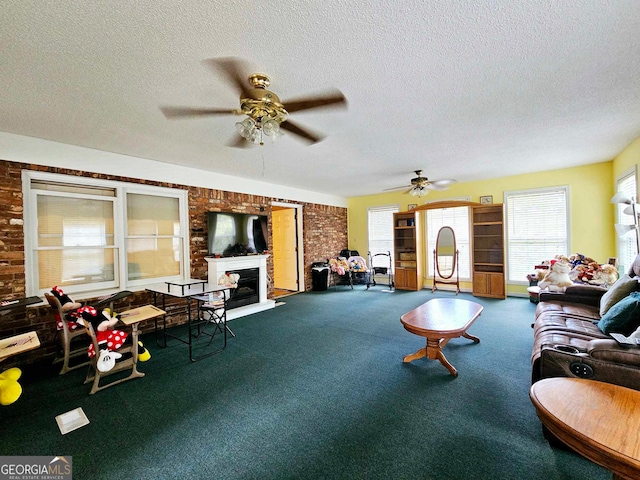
(0, 160, 347, 366)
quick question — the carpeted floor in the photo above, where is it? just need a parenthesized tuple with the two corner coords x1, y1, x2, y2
(1, 289, 609, 479)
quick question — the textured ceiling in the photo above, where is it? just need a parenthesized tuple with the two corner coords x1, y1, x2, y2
(2, 0, 640, 198)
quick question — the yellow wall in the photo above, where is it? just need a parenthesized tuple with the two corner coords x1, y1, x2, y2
(613, 136, 640, 193)
(347, 161, 616, 296)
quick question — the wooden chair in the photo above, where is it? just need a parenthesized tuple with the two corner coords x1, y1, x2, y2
(44, 292, 89, 375)
(81, 319, 143, 395)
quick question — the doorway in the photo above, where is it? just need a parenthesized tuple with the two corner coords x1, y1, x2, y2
(271, 202, 304, 298)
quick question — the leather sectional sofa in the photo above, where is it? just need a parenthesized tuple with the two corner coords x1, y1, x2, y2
(531, 258, 640, 390)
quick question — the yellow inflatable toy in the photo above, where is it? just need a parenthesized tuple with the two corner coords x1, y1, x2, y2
(0, 367, 23, 406)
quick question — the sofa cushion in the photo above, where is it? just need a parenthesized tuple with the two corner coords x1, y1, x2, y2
(599, 274, 638, 317)
(535, 301, 601, 322)
(598, 291, 640, 336)
(628, 254, 640, 278)
(533, 313, 605, 338)
(588, 339, 640, 368)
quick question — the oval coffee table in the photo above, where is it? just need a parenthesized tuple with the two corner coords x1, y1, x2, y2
(530, 377, 640, 479)
(400, 298, 483, 377)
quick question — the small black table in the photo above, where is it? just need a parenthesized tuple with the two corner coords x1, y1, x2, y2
(146, 281, 232, 362)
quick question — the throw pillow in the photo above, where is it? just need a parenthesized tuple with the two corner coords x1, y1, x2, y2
(599, 274, 638, 317)
(598, 291, 640, 336)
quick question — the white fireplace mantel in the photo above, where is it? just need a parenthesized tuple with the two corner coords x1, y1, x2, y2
(205, 254, 275, 320)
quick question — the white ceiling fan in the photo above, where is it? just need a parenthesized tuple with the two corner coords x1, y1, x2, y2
(385, 170, 456, 197)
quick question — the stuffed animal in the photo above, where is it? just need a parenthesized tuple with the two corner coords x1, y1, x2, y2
(76, 306, 150, 372)
(591, 264, 619, 287)
(569, 264, 589, 283)
(218, 272, 240, 287)
(329, 257, 350, 275)
(0, 367, 22, 406)
(50, 286, 82, 331)
(348, 256, 368, 272)
(538, 260, 573, 292)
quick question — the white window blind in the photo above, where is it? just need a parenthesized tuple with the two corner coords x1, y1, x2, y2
(368, 206, 398, 270)
(34, 185, 117, 291)
(126, 193, 182, 281)
(616, 171, 637, 273)
(426, 207, 470, 279)
(505, 187, 569, 283)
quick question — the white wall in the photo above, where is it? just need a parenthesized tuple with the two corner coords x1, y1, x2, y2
(0, 132, 348, 207)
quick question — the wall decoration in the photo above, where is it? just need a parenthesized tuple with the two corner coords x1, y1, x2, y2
(480, 195, 493, 205)
(407, 203, 417, 210)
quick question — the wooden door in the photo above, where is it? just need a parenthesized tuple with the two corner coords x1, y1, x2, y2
(272, 208, 298, 291)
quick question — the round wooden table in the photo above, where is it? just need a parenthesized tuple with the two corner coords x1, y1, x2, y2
(530, 377, 640, 479)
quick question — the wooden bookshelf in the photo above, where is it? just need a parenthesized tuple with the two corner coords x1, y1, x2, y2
(471, 205, 505, 299)
(393, 211, 423, 290)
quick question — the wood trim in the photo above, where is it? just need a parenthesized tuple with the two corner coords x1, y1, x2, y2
(407, 200, 482, 212)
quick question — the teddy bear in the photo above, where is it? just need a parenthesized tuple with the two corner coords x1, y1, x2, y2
(0, 367, 23, 406)
(218, 272, 240, 287)
(50, 286, 83, 331)
(76, 306, 150, 372)
(538, 260, 574, 292)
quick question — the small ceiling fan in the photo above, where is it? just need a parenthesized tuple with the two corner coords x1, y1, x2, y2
(384, 170, 456, 197)
(160, 57, 348, 147)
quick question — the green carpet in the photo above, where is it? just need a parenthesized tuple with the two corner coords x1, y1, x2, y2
(0, 289, 609, 479)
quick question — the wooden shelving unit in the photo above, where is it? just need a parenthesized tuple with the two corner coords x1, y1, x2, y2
(471, 205, 506, 299)
(393, 211, 423, 291)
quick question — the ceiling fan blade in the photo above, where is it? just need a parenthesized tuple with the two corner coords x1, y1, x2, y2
(203, 57, 251, 97)
(383, 185, 411, 191)
(282, 90, 347, 113)
(160, 106, 237, 118)
(227, 134, 251, 149)
(426, 179, 457, 190)
(280, 120, 324, 144)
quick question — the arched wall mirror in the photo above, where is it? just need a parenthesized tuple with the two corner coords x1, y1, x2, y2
(432, 226, 460, 294)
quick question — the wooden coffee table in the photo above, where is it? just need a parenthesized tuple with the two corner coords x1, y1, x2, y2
(400, 298, 483, 377)
(530, 378, 640, 480)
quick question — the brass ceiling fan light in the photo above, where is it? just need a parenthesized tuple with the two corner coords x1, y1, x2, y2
(384, 170, 457, 197)
(160, 57, 348, 147)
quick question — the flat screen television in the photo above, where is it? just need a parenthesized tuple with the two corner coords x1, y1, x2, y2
(207, 211, 268, 256)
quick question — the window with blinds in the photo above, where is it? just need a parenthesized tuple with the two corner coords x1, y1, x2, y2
(426, 207, 470, 279)
(24, 172, 189, 296)
(505, 187, 569, 284)
(367, 206, 399, 270)
(126, 193, 182, 281)
(34, 184, 117, 291)
(616, 170, 638, 273)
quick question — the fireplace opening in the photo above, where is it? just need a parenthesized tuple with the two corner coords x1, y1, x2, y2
(228, 268, 259, 309)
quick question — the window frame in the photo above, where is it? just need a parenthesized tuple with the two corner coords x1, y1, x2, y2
(22, 170, 190, 297)
(615, 167, 638, 273)
(504, 186, 571, 285)
(367, 205, 400, 270)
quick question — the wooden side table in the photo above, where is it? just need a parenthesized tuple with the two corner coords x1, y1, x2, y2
(527, 285, 541, 303)
(530, 378, 640, 479)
